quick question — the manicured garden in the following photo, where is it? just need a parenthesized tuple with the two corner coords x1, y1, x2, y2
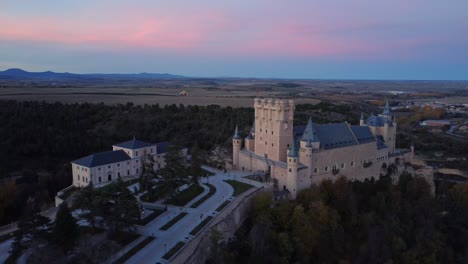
(215, 200, 230, 212)
(224, 180, 253, 197)
(189, 216, 214, 236)
(160, 212, 188, 231)
(165, 184, 204, 206)
(162, 241, 186, 260)
(114, 236, 155, 264)
(190, 184, 216, 208)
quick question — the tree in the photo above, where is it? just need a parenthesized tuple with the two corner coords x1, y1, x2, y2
(101, 179, 140, 234)
(73, 182, 102, 229)
(52, 201, 78, 252)
(140, 154, 156, 196)
(189, 141, 203, 184)
(157, 145, 190, 196)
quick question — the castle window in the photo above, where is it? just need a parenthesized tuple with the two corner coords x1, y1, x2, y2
(289, 168, 291, 172)
(271, 131, 273, 135)
(265, 141, 267, 145)
(98, 177, 102, 183)
(78, 175, 80, 181)
(351, 161, 354, 167)
(314, 168, 318, 173)
(117, 163, 120, 167)
(325, 166, 328, 172)
(108, 165, 111, 169)
(271, 143, 274, 147)
(136, 151, 138, 156)
(266, 130, 267, 133)
(341, 163, 345, 169)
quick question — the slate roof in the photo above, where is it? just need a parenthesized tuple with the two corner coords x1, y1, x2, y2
(72, 150, 131, 168)
(113, 139, 155, 149)
(315, 123, 358, 149)
(233, 124, 242, 139)
(156, 142, 170, 154)
(350, 126, 376, 144)
(365, 115, 392, 127)
(301, 117, 319, 142)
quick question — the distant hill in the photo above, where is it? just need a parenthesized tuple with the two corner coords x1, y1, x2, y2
(0, 68, 185, 80)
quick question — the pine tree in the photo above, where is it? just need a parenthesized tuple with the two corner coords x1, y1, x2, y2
(73, 182, 101, 229)
(101, 179, 140, 234)
(52, 201, 78, 252)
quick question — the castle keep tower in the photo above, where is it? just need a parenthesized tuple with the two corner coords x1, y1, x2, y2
(253, 98, 294, 162)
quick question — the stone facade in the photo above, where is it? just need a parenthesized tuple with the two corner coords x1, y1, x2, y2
(71, 139, 187, 188)
(233, 98, 413, 199)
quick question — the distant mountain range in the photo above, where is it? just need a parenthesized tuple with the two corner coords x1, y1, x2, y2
(0, 68, 185, 79)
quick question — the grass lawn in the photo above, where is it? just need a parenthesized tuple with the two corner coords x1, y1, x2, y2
(160, 212, 188, 231)
(113, 236, 155, 264)
(224, 180, 253, 197)
(165, 184, 204, 206)
(215, 200, 230, 212)
(162, 241, 186, 260)
(189, 216, 213, 236)
(133, 209, 166, 226)
(190, 184, 216, 208)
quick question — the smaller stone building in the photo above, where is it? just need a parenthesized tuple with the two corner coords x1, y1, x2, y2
(71, 138, 187, 188)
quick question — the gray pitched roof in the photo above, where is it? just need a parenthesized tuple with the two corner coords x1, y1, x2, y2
(113, 139, 155, 149)
(365, 115, 392, 127)
(315, 123, 358, 149)
(156, 142, 170, 154)
(350, 126, 376, 144)
(72, 150, 131, 167)
(233, 124, 242, 139)
(301, 117, 318, 142)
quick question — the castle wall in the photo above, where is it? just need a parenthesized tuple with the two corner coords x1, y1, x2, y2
(311, 143, 380, 182)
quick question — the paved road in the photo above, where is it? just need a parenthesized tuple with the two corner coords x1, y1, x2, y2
(124, 168, 258, 263)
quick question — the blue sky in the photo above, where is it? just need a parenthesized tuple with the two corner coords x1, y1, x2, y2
(1, 0, 467, 80)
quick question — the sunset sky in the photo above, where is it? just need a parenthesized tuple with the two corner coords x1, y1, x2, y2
(1, 0, 467, 79)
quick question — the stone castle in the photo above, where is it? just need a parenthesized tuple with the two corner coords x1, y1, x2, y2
(232, 98, 413, 198)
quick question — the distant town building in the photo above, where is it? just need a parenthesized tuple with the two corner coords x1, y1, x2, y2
(71, 138, 187, 188)
(232, 98, 413, 199)
(419, 120, 451, 126)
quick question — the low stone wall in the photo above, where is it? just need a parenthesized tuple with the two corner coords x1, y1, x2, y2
(171, 186, 265, 264)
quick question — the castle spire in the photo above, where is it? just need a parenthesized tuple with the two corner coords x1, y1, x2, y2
(382, 98, 391, 115)
(233, 124, 241, 139)
(301, 117, 315, 142)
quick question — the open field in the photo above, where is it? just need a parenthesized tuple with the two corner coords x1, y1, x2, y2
(0, 77, 467, 106)
(0, 86, 321, 106)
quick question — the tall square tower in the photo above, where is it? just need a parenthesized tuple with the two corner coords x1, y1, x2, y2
(253, 98, 294, 162)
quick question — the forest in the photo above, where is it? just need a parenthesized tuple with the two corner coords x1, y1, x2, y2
(215, 174, 468, 264)
(0, 100, 254, 225)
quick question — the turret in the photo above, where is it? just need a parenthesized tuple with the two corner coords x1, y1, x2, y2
(360, 112, 365, 126)
(286, 144, 299, 199)
(299, 117, 315, 167)
(232, 124, 242, 170)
